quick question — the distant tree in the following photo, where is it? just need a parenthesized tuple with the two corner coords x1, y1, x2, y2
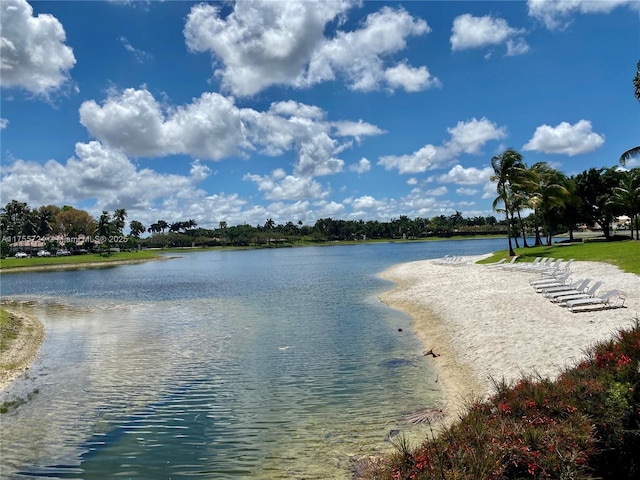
(97, 211, 115, 254)
(609, 169, 640, 240)
(574, 167, 623, 240)
(34, 205, 61, 236)
(156, 220, 169, 234)
(186, 219, 198, 231)
(219, 220, 227, 230)
(112, 209, 127, 234)
(56, 207, 96, 237)
(1, 200, 33, 238)
(129, 220, 146, 238)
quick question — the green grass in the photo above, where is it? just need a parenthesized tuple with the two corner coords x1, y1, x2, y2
(478, 239, 640, 274)
(0, 250, 163, 270)
(0, 307, 20, 353)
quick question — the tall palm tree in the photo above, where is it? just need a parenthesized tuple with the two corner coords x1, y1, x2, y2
(491, 148, 528, 257)
(619, 60, 640, 166)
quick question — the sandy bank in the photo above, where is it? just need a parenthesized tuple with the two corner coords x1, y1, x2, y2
(380, 256, 640, 421)
(0, 308, 45, 391)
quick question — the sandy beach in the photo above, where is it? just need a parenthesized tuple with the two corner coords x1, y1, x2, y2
(380, 255, 640, 422)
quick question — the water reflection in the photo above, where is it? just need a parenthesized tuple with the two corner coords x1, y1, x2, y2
(1, 241, 506, 478)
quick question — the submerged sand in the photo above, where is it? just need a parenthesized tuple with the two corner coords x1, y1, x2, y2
(380, 256, 640, 421)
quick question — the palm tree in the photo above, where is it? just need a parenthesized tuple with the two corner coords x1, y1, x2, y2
(129, 220, 146, 238)
(157, 220, 169, 234)
(609, 169, 640, 240)
(491, 148, 528, 257)
(619, 60, 640, 166)
(34, 208, 54, 238)
(113, 209, 127, 234)
(528, 163, 570, 246)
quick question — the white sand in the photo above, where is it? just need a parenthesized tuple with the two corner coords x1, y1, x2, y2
(380, 256, 640, 421)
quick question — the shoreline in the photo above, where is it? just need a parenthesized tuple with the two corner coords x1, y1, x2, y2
(0, 256, 171, 274)
(380, 255, 640, 422)
(0, 307, 45, 391)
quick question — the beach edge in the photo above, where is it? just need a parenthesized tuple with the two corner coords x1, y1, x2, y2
(0, 307, 45, 392)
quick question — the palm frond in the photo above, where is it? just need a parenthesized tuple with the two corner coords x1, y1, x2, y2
(619, 145, 640, 166)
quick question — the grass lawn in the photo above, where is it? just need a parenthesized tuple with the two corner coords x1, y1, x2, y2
(479, 239, 640, 274)
(0, 250, 163, 271)
(0, 308, 19, 353)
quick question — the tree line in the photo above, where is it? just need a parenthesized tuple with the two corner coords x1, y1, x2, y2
(1, 158, 638, 256)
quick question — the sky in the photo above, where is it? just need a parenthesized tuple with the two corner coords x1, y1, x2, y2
(1, 0, 639, 230)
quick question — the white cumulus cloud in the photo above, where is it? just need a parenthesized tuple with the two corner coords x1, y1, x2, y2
(527, 0, 638, 30)
(450, 13, 527, 55)
(243, 170, 328, 201)
(437, 164, 493, 185)
(349, 157, 371, 174)
(383, 62, 441, 92)
(0, 0, 76, 96)
(79, 87, 383, 181)
(0, 141, 210, 216)
(184, 1, 437, 95)
(378, 117, 506, 174)
(523, 120, 605, 156)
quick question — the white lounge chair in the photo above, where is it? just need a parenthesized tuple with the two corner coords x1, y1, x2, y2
(539, 278, 589, 295)
(531, 271, 571, 288)
(555, 280, 604, 304)
(567, 290, 626, 312)
(485, 258, 506, 267)
(499, 256, 519, 269)
(509, 257, 548, 272)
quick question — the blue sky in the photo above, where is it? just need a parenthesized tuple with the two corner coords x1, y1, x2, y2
(1, 0, 638, 230)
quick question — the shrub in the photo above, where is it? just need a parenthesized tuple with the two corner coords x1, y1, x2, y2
(359, 321, 640, 480)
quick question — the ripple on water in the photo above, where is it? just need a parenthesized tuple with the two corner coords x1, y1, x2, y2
(0, 244, 459, 479)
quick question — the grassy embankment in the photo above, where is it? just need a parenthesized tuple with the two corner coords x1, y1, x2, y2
(0, 308, 19, 354)
(0, 250, 163, 271)
(480, 239, 640, 275)
(359, 239, 640, 480)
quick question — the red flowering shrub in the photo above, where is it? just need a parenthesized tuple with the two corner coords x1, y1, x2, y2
(359, 321, 640, 480)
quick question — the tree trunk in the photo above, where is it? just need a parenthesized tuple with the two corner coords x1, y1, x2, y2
(533, 209, 542, 246)
(516, 209, 529, 248)
(504, 203, 515, 257)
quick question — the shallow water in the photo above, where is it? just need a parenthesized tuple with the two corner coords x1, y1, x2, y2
(0, 240, 507, 479)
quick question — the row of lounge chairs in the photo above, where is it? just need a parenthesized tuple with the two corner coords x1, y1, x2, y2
(501, 256, 574, 275)
(432, 255, 467, 265)
(529, 269, 625, 312)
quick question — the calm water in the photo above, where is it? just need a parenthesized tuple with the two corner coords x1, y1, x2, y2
(0, 239, 507, 479)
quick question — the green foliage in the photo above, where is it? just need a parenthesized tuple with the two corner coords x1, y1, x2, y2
(0, 241, 11, 258)
(359, 322, 640, 480)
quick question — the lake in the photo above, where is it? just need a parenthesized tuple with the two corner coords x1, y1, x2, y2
(0, 239, 508, 479)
